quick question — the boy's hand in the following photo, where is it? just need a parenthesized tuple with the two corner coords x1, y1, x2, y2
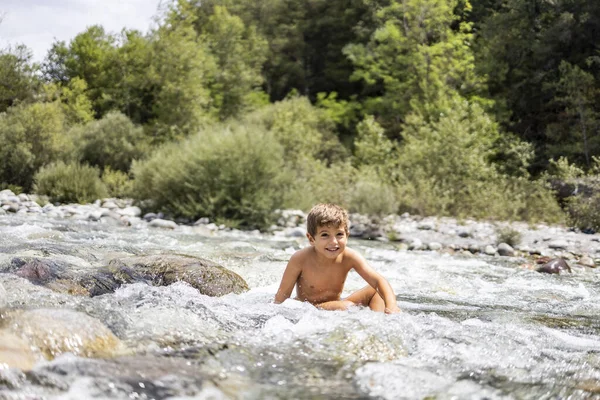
(384, 305, 401, 314)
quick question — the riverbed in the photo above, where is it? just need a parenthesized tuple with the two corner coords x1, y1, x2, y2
(1, 213, 600, 399)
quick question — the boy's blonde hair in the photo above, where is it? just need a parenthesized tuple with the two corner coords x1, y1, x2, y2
(306, 203, 349, 237)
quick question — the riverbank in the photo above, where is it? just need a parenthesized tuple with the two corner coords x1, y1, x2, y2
(1, 189, 598, 269)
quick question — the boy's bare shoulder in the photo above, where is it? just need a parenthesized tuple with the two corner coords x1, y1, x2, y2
(289, 246, 314, 262)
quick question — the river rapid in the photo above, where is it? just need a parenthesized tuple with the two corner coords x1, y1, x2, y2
(1, 213, 600, 400)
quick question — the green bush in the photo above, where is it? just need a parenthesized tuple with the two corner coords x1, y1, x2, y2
(244, 96, 347, 165)
(393, 95, 563, 222)
(0, 102, 71, 191)
(76, 111, 148, 172)
(347, 167, 398, 216)
(34, 161, 107, 204)
(567, 193, 600, 232)
(281, 159, 356, 211)
(495, 225, 522, 247)
(101, 167, 133, 198)
(132, 123, 288, 230)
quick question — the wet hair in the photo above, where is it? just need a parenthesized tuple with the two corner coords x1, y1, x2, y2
(306, 203, 349, 237)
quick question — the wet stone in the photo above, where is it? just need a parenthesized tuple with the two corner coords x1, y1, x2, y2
(497, 243, 515, 257)
(3, 309, 123, 359)
(0, 330, 36, 370)
(536, 258, 572, 274)
(577, 255, 596, 268)
(0, 282, 5, 308)
(106, 254, 249, 296)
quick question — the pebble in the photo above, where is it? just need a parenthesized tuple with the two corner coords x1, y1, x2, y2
(497, 243, 515, 257)
(408, 238, 423, 251)
(578, 255, 596, 268)
(548, 240, 569, 250)
(427, 242, 442, 251)
(484, 245, 497, 256)
(149, 219, 178, 230)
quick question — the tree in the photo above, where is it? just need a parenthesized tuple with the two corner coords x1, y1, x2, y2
(344, 0, 486, 135)
(145, 2, 217, 142)
(201, 6, 268, 120)
(545, 61, 600, 167)
(0, 45, 39, 112)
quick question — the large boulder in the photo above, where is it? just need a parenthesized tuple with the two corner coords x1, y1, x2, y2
(2, 309, 123, 359)
(104, 255, 249, 296)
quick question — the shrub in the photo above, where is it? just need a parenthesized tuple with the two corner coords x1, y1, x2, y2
(347, 167, 398, 216)
(495, 226, 522, 247)
(281, 159, 356, 211)
(244, 96, 347, 165)
(34, 161, 107, 204)
(101, 167, 133, 198)
(132, 123, 288, 230)
(394, 95, 564, 222)
(567, 193, 600, 232)
(0, 102, 70, 191)
(76, 111, 148, 172)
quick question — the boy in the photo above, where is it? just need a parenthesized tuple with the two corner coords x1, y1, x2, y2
(274, 203, 401, 313)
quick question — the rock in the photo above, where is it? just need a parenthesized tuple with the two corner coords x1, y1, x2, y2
(408, 238, 423, 251)
(350, 223, 367, 237)
(1, 257, 68, 285)
(418, 221, 435, 231)
(0, 208, 6, 215)
(148, 218, 178, 229)
(497, 243, 515, 257)
(0, 282, 5, 308)
(17, 193, 29, 202)
(285, 227, 306, 238)
(0, 331, 36, 370)
(484, 245, 497, 256)
(548, 240, 569, 250)
(88, 210, 104, 221)
(458, 230, 471, 238)
(117, 206, 142, 217)
(106, 254, 249, 296)
(194, 217, 210, 225)
(536, 258, 572, 274)
(427, 242, 442, 251)
(101, 200, 119, 209)
(468, 244, 480, 254)
(396, 243, 409, 251)
(578, 255, 596, 268)
(3, 309, 122, 359)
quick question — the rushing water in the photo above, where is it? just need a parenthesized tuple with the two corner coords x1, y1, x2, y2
(1, 214, 600, 400)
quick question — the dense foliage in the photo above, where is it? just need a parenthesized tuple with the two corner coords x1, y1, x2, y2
(4, 0, 600, 229)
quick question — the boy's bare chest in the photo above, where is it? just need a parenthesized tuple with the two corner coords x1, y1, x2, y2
(297, 262, 351, 295)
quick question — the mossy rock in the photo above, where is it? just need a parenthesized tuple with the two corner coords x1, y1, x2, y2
(106, 254, 249, 296)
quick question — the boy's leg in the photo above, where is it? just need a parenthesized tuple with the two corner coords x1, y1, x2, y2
(316, 300, 354, 311)
(343, 285, 385, 312)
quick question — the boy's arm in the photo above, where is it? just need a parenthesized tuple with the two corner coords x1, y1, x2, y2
(274, 254, 302, 304)
(349, 249, 401, 313)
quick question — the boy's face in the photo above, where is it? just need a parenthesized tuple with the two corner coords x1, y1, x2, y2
(307, 224, 348, 259)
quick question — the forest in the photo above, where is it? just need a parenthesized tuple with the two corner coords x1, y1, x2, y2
(1, 0, 600, 230)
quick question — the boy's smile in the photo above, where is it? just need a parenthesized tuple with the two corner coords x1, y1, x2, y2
(308, 225, 348, 259)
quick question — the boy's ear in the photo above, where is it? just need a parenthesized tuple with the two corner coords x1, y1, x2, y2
(306, 233, 315, 245)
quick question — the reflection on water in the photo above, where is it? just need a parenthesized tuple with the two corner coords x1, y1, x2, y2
(1, 214, 600, 399)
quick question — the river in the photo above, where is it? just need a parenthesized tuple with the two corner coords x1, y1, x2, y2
(1, 213, 599, 399)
